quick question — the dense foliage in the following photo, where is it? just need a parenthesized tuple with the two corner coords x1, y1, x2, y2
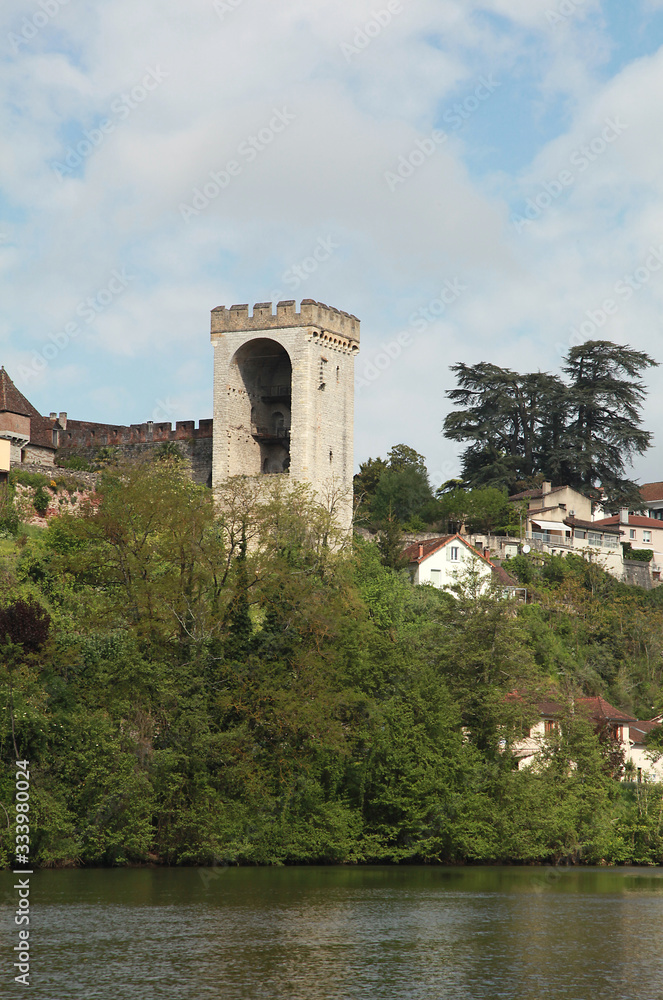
(1, 462, 663, 868)
(353, 445, 514, 536)
(443, 340, 657, 506)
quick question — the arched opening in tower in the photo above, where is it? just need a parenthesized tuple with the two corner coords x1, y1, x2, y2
(228, 338, 292, 476)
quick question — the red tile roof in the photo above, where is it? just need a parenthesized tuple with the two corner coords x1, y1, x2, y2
(0, 367, 40, 418)
(402, 534, 493, 566)
(640, 482, 663, 503)
(593, 514, 663, 530)
(491, 564, 520, 588)
(630, 720, 659, 743)
(576, 696, 636, 723)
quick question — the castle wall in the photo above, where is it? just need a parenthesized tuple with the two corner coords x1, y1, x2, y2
(56, 418, 213, 486)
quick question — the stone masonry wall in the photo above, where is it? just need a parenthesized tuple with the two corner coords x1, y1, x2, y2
(211, 300, 359, 530)
(56, 418, 213, 486)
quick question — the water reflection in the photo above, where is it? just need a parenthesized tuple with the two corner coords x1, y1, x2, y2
(1, 867, 662, 999)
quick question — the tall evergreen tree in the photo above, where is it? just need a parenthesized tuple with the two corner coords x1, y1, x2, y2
(560, 341, 658, 507)
(443, 364, 564, 491)
(443, 342, 657, 501)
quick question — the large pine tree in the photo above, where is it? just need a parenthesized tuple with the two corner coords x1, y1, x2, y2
(443, 341, 657, 505)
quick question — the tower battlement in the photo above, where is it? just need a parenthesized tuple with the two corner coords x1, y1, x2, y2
(211, 296, 359, 530)
(211, 299, 360, 344)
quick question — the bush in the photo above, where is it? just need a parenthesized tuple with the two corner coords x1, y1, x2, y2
(622, 544, 654, 562)
(10, 469, 49, 489)
(0, 484, 19, 537)
(57, 456, 91, 472)
(153, 441, 184, 463)
(33, 486, 50, 515)
(505, 554, 534, 584)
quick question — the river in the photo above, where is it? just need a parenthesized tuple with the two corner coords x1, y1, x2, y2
(2, 866, 663, 999)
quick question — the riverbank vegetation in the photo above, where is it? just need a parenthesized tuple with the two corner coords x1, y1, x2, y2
(1, 461, 663, 868)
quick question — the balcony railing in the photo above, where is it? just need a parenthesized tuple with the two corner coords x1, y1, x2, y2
(251, 425, 290, 440)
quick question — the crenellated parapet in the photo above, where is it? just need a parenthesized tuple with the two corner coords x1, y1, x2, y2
(211, 299, 360, 344)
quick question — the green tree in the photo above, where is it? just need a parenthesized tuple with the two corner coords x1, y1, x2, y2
(560, 340, 658, 507)
(443, 343, 657, 501)
(376, 511, 408, 570)
(443, 364, 565, 491)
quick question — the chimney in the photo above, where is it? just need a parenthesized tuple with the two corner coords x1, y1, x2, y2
(418, 544, 424, 559)
(49, 412, 57, 419)
(58, 411, 67, 430)
(542, 481, 552, 496)
(620, 508, 629, 524)
(484, 547, 490, 559)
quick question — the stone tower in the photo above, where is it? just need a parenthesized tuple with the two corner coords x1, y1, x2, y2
(210, 299, 360, 528)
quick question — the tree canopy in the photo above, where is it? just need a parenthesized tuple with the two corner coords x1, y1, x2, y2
(443, 341, 657, 506)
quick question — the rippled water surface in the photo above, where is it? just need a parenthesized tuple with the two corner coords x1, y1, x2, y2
(2, 866, 663, 999)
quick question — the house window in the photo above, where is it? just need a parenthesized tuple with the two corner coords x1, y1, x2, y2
(630, 529, 636, 539)
(643, 530, 651, 543)
(544, 720, 556, 736)
(448, 546, 460, 562)
(614, 725, 623, 742)
(430, 569, 441, 587)
(588, 532, 601, 546)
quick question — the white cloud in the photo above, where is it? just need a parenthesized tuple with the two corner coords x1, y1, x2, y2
(2, 0, 663, 481)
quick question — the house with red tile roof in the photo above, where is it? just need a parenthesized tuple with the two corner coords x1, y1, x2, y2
(592, 509, 663, 583)
(513, 694, 663, 781)
(403, 534, 522, 595)
(507, 481, 625, 578)
(0, 367, 59, 466)
(639, 482, 663, 521)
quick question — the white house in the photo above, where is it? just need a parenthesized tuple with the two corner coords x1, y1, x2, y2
(508, 482, 624, 578)
(628, 719, 663, 783)
(403, 534, 495, 591)
(593, 510, 663, 584)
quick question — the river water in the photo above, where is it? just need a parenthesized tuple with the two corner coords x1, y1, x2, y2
(2, 866, 663, 999)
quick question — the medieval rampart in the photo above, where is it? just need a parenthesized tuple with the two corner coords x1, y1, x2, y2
(56, 417, 213, 485)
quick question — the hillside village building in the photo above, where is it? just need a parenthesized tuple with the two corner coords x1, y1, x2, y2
(513, 696, 663, 783)
(403, 534, 523, 596)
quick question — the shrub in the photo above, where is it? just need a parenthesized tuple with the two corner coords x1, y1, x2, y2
(153, 441, 184, 463)
(57, 456, 91, 471)
(0, 597, 51, 650)
(10, 469, 50, 489)
(0, 484, 19, 537)
(622, 543, 654, 562)
(33, 486, 50, 515)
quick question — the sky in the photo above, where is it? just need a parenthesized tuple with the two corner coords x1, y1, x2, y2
(3, 0, 663, 489)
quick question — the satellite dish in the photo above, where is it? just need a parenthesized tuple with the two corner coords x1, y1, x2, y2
(522, 544, 531, 554)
